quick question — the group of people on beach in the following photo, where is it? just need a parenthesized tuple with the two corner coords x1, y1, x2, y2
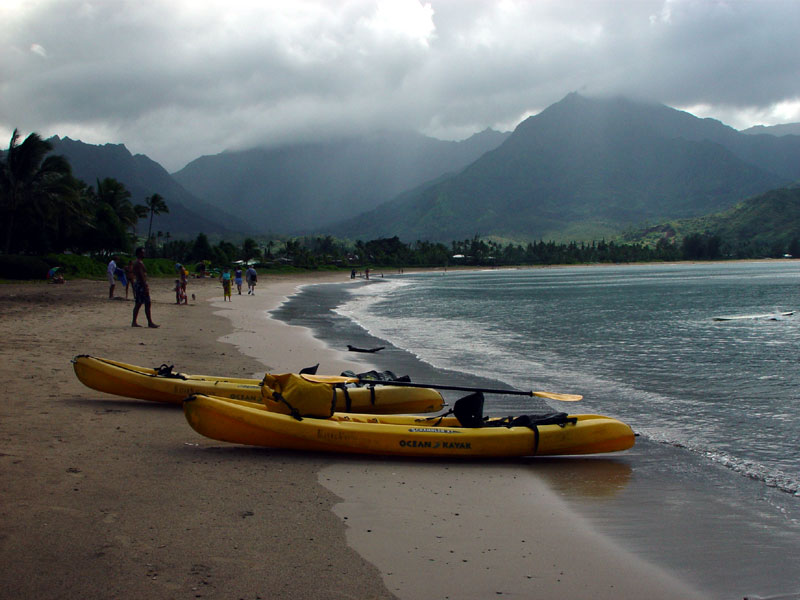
(107, 248, 158, 328)
(106, 251, 259, 325)
(219, 264, 257, 301)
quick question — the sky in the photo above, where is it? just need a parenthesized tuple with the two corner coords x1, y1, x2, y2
(2, 0, 800, 172)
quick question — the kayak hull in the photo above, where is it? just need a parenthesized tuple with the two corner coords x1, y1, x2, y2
(183, 395, 636, 457)
(72, 355, 444, 414)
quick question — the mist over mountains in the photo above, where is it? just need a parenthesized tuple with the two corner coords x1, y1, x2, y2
(45, 94, 800, 244)
(172, 129, 510, 234)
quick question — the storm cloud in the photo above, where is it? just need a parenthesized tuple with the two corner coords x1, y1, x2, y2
(2, 0, 799, 171)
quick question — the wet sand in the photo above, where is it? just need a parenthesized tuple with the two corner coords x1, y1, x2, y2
(0, 273, 703, 599)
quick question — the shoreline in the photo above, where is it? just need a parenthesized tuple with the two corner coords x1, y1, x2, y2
(212, 272, 705, 599)
(0, 273, 703, 599)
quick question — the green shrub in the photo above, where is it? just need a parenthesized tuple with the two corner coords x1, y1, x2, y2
(0, 255, 52, 280)
(143, 258, 181, 276)
(46, 253, 108, 278)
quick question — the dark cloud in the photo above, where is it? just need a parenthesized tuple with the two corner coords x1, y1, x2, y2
(2, 0, 799, 171)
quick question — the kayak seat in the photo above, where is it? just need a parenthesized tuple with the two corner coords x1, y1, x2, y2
(154, 364, 187, 380)
(453, 392, 485, 427)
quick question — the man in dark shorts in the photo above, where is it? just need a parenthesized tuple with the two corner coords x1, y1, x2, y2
(131, 247, 159, 328)
(246, 265, 257, 295)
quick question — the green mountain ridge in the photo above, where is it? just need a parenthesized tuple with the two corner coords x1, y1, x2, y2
(626, 186, 800, 254)
(330, 94, 793, 242)
(25, 94, 800, 247)
(47, 136, 252, 237)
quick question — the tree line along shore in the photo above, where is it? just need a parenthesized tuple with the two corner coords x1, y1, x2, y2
(3, 129, 797, 283)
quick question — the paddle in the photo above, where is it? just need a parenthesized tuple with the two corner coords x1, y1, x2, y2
(301, 374, 582, 402)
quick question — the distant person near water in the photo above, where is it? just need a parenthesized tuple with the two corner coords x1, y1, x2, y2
(220, 267, 232, 301)
(107, 256, 117, 299)
(234, 266, 243, 295)
(246, 265, 257, 295)
(131, 247, 159, 328)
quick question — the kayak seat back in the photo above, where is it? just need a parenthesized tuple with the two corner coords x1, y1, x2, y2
(453, 392, 485, 427)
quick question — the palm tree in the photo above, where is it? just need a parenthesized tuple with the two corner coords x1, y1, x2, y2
(96, 178, 138, 229)
(0, 129, 71, 253)
(91, 177, 142, 254)
(144, 193, 169, 241)
(42, 173, 93, 253)
(133, 204, 148, 236)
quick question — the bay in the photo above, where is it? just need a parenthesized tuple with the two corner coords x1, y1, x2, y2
(272, 261, 800, 599)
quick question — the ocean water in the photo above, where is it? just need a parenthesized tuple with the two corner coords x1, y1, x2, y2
(272, 262, 800, 599)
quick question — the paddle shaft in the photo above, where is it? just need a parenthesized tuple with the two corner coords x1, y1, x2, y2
(354, 378, 578, 400)
(361, 380, 530, 395)
(301, 374, 582, 401)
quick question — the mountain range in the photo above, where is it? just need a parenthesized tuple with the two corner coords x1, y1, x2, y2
(171, 129, 510, 234)
(742, 123, 800, 137)
(330, 94, 800, 242)
(47, 136, 251, 237)
(43, 93, 800, 244)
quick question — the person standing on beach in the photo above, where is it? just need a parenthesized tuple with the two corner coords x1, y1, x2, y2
(246, 265, 257, 295)
(124, 260, 134, 299)
(107, 256, 117, 299)
(175, 263, 188, 305)
(131, 247, 159, 328)
(220, 267, 232, 301)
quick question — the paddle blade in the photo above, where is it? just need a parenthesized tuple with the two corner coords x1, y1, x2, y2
(532, 391, 583, 402)
(301, 374, 358, 384)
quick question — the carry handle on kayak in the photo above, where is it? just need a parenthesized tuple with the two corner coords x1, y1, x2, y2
(301, 374, 582, 402)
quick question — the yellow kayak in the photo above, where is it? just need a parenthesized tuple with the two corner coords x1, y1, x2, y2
(71, 355, 444, 414)
(183, 394, 635, 457)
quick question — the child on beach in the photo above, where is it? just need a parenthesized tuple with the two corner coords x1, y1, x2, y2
(176, 263, 189, 305)
(124, 260, 134, 299)
(220, 268, 232, 301)
(174, 279, 187, 305)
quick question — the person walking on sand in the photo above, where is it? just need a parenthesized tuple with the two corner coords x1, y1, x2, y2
(220, 267, 232, 301)
(107, 256, 117, 299)
(246, 265, 257, 295)
(131, 247, 159, 328)
(234, 266, 243, 295)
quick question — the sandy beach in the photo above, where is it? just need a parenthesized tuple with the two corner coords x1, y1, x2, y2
(0, 273, 704, 599)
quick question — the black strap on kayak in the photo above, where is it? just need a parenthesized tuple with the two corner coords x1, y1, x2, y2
(417, 410, 451, 427)
(334, 384, 353, 412)
(271, 392, 303, 421)
(484, 413, 577, 429)
(154, 364, 187, 380)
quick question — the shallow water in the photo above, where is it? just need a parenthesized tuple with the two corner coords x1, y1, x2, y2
(272, 262, 800, 599)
